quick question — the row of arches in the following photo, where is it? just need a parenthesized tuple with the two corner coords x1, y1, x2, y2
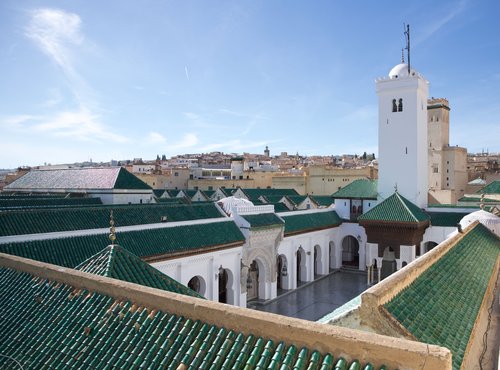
(185, 235, 362, 304)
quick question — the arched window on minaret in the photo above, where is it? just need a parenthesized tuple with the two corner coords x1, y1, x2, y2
(398, 98, 403, 112)
(392, 99, 397, 112)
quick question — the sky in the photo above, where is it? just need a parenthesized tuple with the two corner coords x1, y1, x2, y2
(0, 0, 499, 168)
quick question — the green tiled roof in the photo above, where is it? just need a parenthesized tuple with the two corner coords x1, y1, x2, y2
(0, 221, 245, 268)
(242, 213, 284, 228)
(310, 195, 334, 207)
(0, 262, 387, 370)
(263, 195, 286, 204)
(286, 195, 308, 206)
(114, 168, 152, 190)
(241, 188, 299, 199)
(5, 167, 152, 191)
(477, 180, 500, 194)
(428, 212, 469, 227)
(202, 190, 215, 198)
(272, 203, 291, 213)
(384, 223, 500, 370)
(0, 196, 102, 209)
(153, 189, 166, 197)
(156, 197, 185, 204)
(282, 211, 342, 235)
(331, 179, 378, 199)
(76, 245, 203, 298)
(0, 203, 224, 237)
(358, 192, 429, 223)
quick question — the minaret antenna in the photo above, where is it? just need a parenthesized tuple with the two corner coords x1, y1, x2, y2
(404, 24, 411, 74)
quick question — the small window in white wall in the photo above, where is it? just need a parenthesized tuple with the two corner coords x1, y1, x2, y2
(392, 99, 397, 112)
(398, 98, 403, 112)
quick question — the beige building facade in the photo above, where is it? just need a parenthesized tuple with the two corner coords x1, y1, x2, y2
(427, 98, 468, 204)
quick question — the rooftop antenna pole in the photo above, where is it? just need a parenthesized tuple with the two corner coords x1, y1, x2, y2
(404, 23, 411, 74)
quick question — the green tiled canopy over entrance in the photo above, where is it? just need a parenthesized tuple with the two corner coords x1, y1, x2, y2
(241, 213, 284, 228)
(384, 223, 500, 370)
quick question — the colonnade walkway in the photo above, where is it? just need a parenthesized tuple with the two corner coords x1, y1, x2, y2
(248, 270, 368, 322)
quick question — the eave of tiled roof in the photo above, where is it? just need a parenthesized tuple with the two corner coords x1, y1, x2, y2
(241, 213, 284, 229)
(282, 211, 342, 236)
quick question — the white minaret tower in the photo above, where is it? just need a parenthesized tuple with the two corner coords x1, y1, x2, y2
(376, 26, 429, 207)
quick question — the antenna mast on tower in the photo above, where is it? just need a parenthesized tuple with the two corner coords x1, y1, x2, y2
(404, 24, 411, 74)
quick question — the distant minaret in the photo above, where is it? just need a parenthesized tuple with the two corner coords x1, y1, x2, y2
(376, 25, 429, 207)
(264, 146, 270, 157)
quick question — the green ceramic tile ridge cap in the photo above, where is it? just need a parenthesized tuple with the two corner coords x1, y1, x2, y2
(397, 193, 425, 222)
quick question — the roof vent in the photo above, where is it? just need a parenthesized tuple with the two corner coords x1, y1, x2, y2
(161, 216, 168, 223)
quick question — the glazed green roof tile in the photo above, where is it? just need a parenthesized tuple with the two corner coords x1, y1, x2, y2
(427, 212, 469, 227)
(0, 220, 245, 268)
(384, 223, 500, 370)
(477, 180, 500, 194)
(263, 195, 286, 203)
(183, 190, 198, 198)
(310, 195, 335, 207)
(203, 190, 215, 198)
(0, 203, 224, 237)
(286, 195, 308, 206)
(272, 203, 291, 213)
(76, 245, 203, 298)
(0, 196, 102, 209)
(5, 167, 152, 191)
(241, 188, 299, 199)
(282, 211, 342, 235)
(0, 262, 389, 370)
(241, 213, 284, 228)
(358, 192, 429, 223)
(156, 197, 185, 204)
(331, 179, 378, 199)
(153, 189, 166, 197)
(114, 168, 152, 190)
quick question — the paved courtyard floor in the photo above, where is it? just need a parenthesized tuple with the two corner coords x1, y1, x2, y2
(247, 270, 369, 322)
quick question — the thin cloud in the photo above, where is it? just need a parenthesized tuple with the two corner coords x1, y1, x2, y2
(34, 109, 129, 143)
(147, 132, 166, 144)
(22, 8, 129, 144)
(185, 66, 190, 80)
(1, 114, 37, 128)
(170, 133, 199, 150)
(414, 0, 468, 45)
(25, 8, 83, 78)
